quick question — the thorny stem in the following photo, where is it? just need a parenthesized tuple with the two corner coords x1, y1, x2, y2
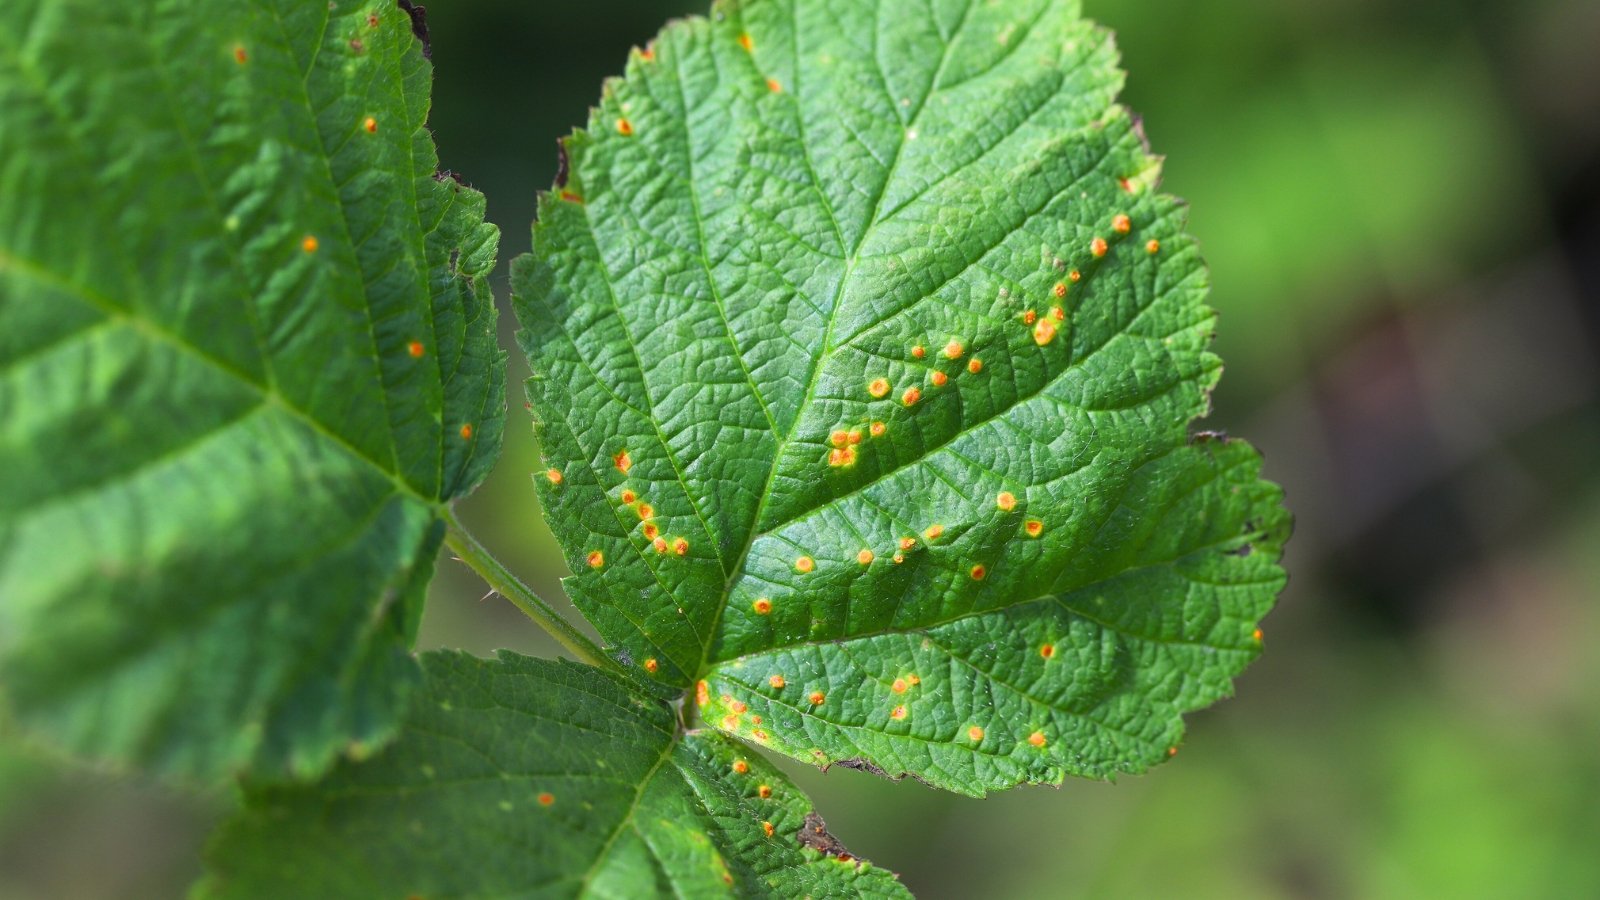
(442, 508, 622, 675)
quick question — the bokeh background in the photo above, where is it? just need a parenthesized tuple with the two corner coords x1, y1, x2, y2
(4, 0, 1597, 896)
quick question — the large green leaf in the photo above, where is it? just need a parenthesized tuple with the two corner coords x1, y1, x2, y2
(201, 651, 909, 898)
(0, 0, 502, 780)
(515, 0, 1288, 796)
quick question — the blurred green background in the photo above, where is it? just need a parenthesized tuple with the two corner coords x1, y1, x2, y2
(4, 0, 1598, 896)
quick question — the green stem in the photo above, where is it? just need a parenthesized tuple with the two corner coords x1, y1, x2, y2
(441, 509, 621, 674)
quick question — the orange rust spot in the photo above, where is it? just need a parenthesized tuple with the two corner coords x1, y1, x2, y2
(349, 37, 365, 54)
(868, 378, 891, 398)
(616, 118, 633, 136)
(1112, 213, 1132, 234)
(696, 680, 710, 706)
(907, 674, 920, 685)
(1253, 628, 1264, 642)
(613, 449, 632, 474)
(795, 555, 814, 573)
(642, 522, 660, 540)
(1028, 731, 1047, 748)
(620, 489, 637, 505)
(301, 235, 319, 253)
(733, 759, 750, 774)
(968, 725, 984, 741)
(899, 536, 916, 551)
(857, 548, 874, 565)
(644, 658, 659, 673)
(996, 491, 1017, 511)
(892, 678, 907, 694)
(363, 116, 378, 134)
(1146, 239, 1161, 254)
(1118, 177, 1134, 193)
(767, 78, 783, 93)
(1091, 237, 1109, 258)
(459, 424, 474, 440)
(1069, 269, 1082, 282)
(870, 421, 887, 437)
(923, 524, 944, 540)
(538, 792, 555, 806)
(738, 33, 753, 51)
(847, 430, 862, 445)
(233, 45, 248, 65)
(586, 550, 604, 569)
(769, 674, 786, 689)
(1051, 306, 1066, 321)
(753, 597, 772, 614)
(545, 468, 563, 485)
(830, 430, 849, 448)
(753, 715, 762, 725)
(1167, 746, 1179, 757)
(757, 784, 772, 799)
(1024, 519, 1044, 537)
(762, 821, 775, 837)
(1053, 282, 1067, 299)
(407, 340, 425, 358)
(639, 46, 655, 61)
(893, 552, 905, 563)
(672, 537, 689, 556)
(1040, 644, 1056, 659)
(930, 370, 948, 387)
(970, 564, 986, 580)
(943, 339, 964, 359)
(911, 345, 926, 359)
(721, 714, 739, 730)
(653, 537, 669, 553)
(901, 386, 922, 406)
(1022, 309, 1038, 326)
(890, 705, 907, 720)
(366, 13, 380, 28)
(1033, 317, 1058, 346)
(731, 700, 749, 714)
(638, 503, 654, 520)
(968, 358, 983, 374)
(560, 190, 583, 204)
(808, 691, 825, 705)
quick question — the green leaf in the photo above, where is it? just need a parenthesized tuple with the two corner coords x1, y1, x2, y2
(201, 651, 910, 898)
(0, 0, 502, 781)
(514, 0, 1288, 796)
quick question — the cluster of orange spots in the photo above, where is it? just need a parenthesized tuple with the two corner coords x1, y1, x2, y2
(827, 445, 858, 467)
(586, 550, 605, 569)
(762, 821, 775, 838)
(996, 491, 1017, 511)
(766, 78, 783, 93)
(1022, 309, 1038, 326)
(890, 705, 907, 720)
(733, 759, 750, 774)
(911, 345, 926, 359)
(1024, 519, 1044, 538)
(968, 725, 985, 742)
(459, 424, 474, 440)
(1145, 239, 1161, 254)
(407, 340, 426, 358)
(892, 678, 908, 694)
(769, 674, 786, 689)
(738, 33, 754, 51)
(1040, 643, 1056, 659)
(1033, 316, 1058, 347)
(857, 549, 874, 565)
(808, 690, 825, 705)
(545, 468, 563, 485)
(930, 371, 948, 387)
(644, 658, 659, 673)
(613, 449, 632, 474)
(363, 117, 378, 134)
(868, 377, 891, 398)
(1028, 731, 1047, 748)
(970, 564, 987, 580)
(757, 784, 773, 799)
(923, 524, 944, 540)
(1053, 282, 1067, 299)
(301, 235, 319, 253)
(794, 555, 815, 573)
(901, 386, 922, 406)
(870, 421, 887, 437)
(1112, 213, 1132, 234)
(620, 488, 637, 504)
(898, 536, 917, 551)
(967, 358, 983, 374)
(752, 597, 772, 614)
(830, 429, 857, 447)
(538, 792, 555, 807)
(696, 680, 710, 706)
(1090, 237, 1109, 258)
(233, 45, 248, 65)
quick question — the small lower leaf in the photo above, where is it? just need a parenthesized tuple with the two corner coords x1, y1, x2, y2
(201, 651, 909, 899)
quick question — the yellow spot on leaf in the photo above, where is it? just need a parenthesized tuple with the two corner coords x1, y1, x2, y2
(968, 358, 983, 374)
(1146, 239, 1161, 254)
(762, 821, 775, 837)
(809, 691, 825, 705)
(1028, 731, 1047, 748)
(753, 597, 772, 614)
(996, 491, 1016, 511)
(363, 116, 378, 134)
(892, 678, 907, 694)
(968, 725, 984, 741)
(1040, 644, 1055, 659)
(408, 341, 425, 358)
(857, 548, 874, 565)
(586, 551, 604, 569)
(870, 421, 886, 437)
(769, 674, 785, 689)
(733, 759, 750, 774)
(620, 489, 636, 505)
(538, 792, 554, 806)
(868, 378, 891, 398)
(696, 681, 710, 706)
(795, 556, 814, 573)
(460, 424, 474, 440)
(1033, 317, 1058, 346)
(924, 524, 944, 540)
(930, 370, 948, 387)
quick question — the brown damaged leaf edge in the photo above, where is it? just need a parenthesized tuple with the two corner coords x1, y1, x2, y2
(396, 0, 430, 58)
(796, 812, 855, 861)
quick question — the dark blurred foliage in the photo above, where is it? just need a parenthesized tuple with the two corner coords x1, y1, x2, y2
(4, 1, 1597, 897)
